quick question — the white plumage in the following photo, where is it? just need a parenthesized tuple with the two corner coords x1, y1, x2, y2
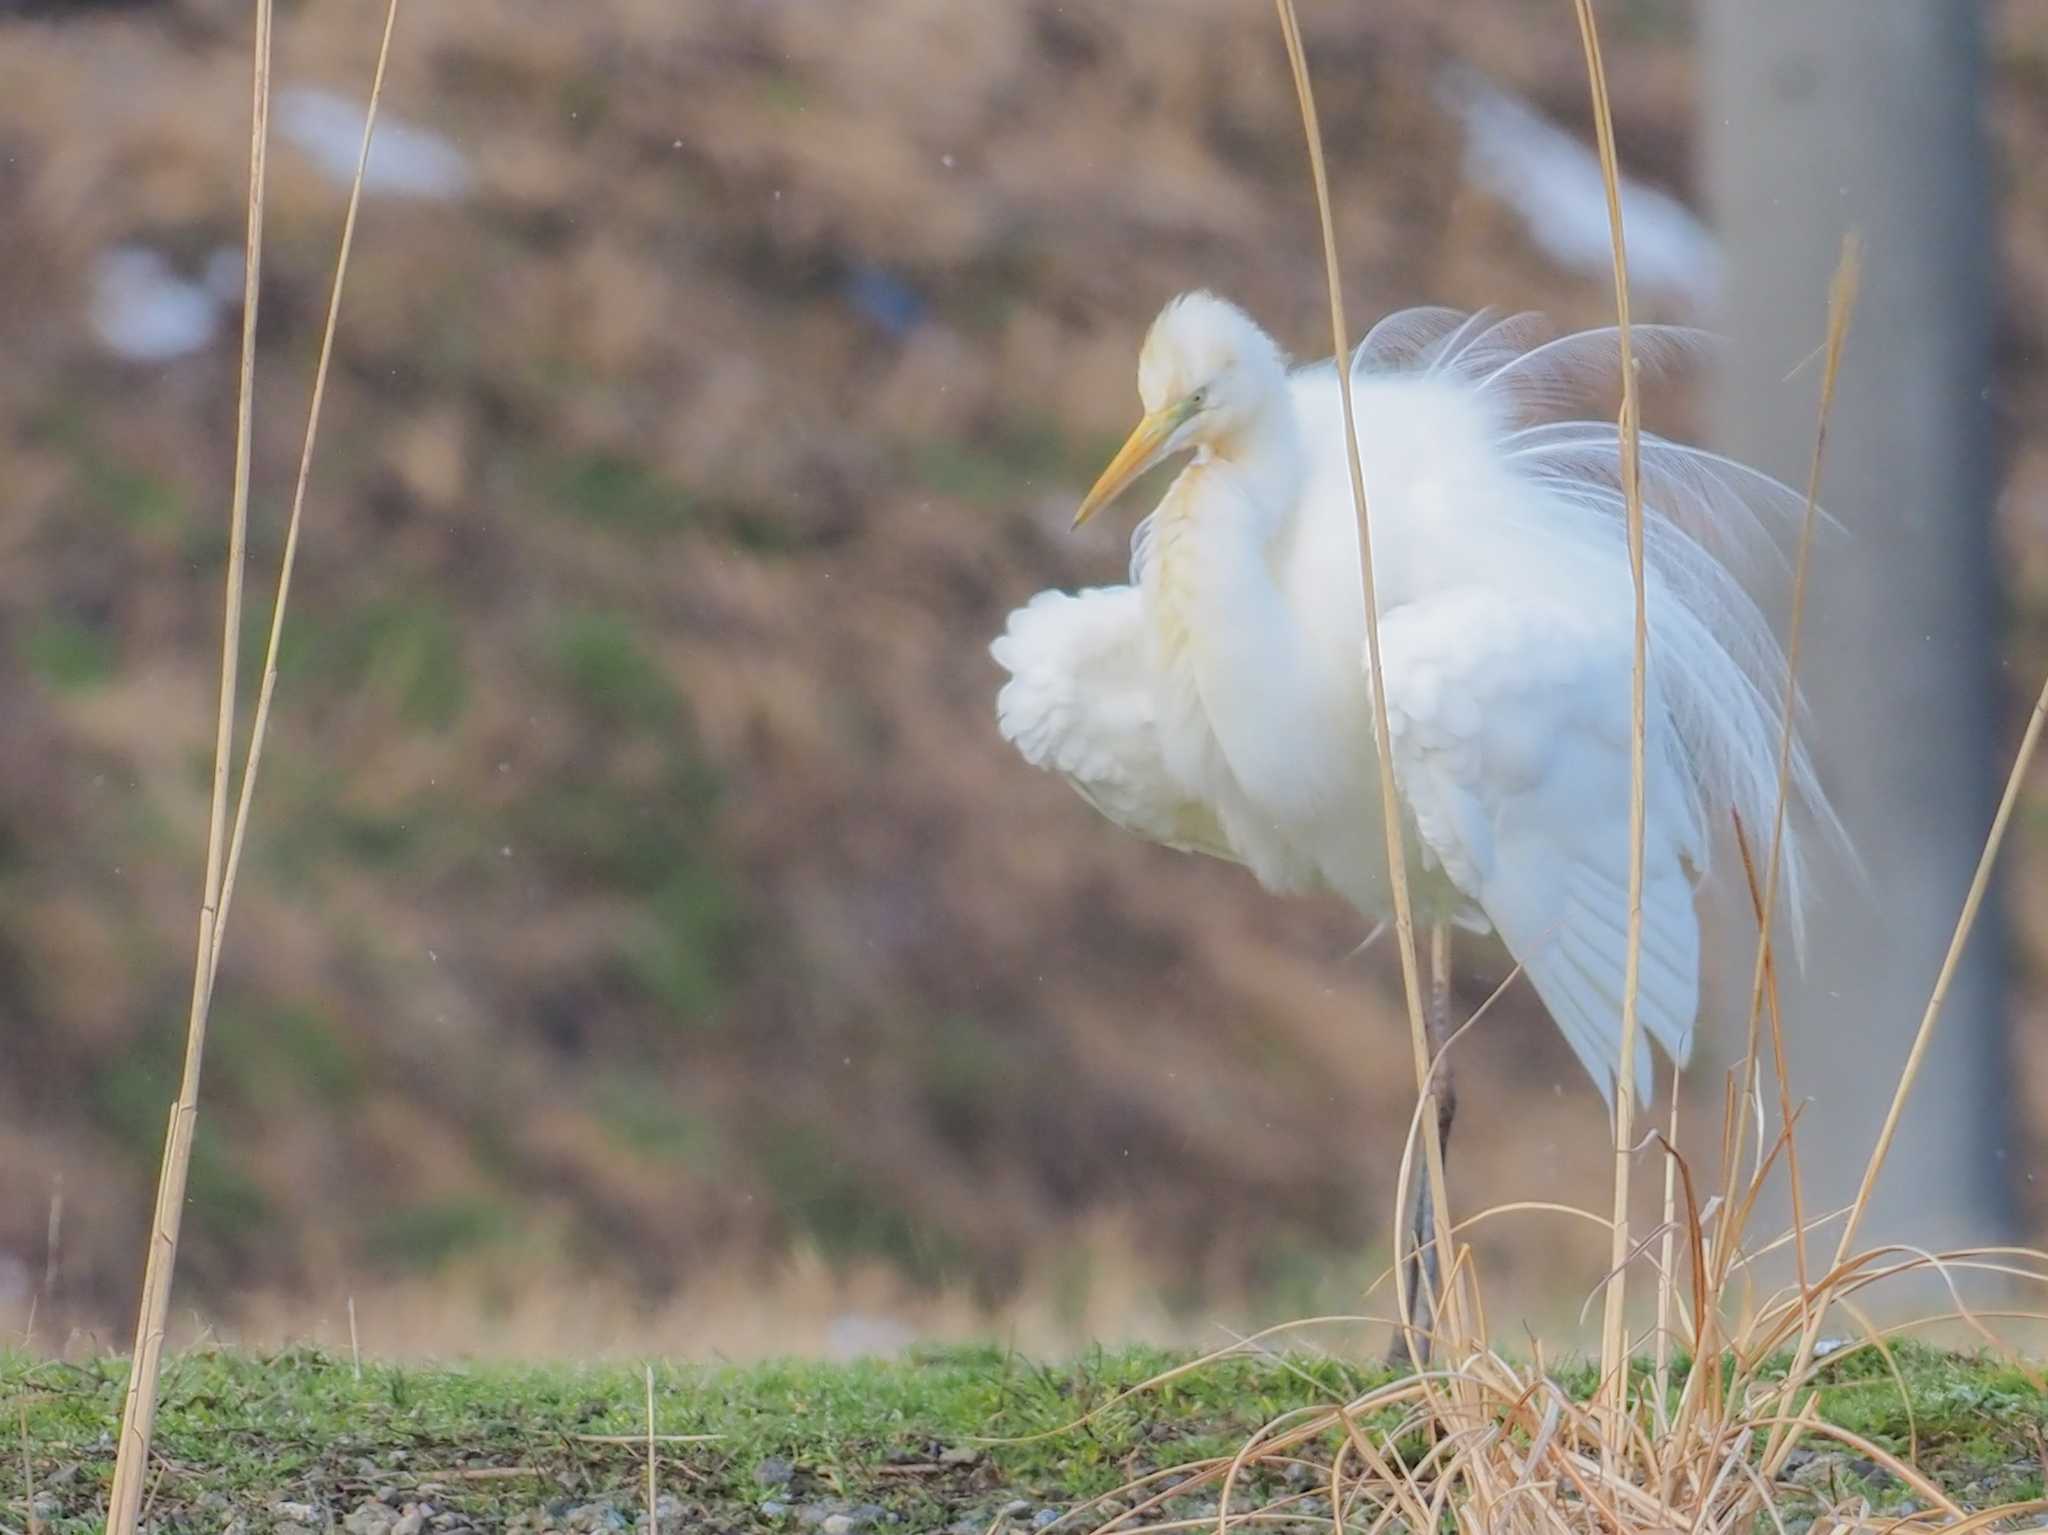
(991, 293, 1843, 1109)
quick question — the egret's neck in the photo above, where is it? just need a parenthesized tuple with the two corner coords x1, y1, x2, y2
(1147, 399, 1304, 609)
(1142, 395, 1302, 619)
(1147, 399, 1347, 819)
(1193, 404, 1304, 543)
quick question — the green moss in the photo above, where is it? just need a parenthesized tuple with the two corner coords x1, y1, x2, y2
(558, 75, 611, 138)
(262, 808, 413, 884)
(378, 605, 467, 730)
(30, 405, 189, 529)
(1246, 1235, 1359, 1325)
(85, 456, 186, 528)
(284, 595, 468, 730)
(917, 1016, 1008, 1153)
(508, 761, 719, 893)
(89, 1027, 180, 1154)
(502, 691, 743, 1021)
(330, 805, 423, 866)
(750, 1122, 963, 1284)
(594, 1075, 724, 1167)
(186, 1130, 273, 1243)
(911, 416, 1095, 508)
(255, 772, 445, 887)
(213, 1004, 364, 1107)
(551, 610, 679, 731)
(1047, 1245, 1094, 1333)
(620, 866, 740, 1025)
(1615, 0, 1686, 39)
(88, 1033, 270, 1256)
(759, 74, 808, 114)
(912, 441, 1013, 505)
(366, 1197, 511, 1272)
(547, 451, 694, 537)
(24, 616, 115, 691)
(724, 504, 805, 556)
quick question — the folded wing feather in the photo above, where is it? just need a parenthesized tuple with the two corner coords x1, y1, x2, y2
(1376, 590, 1702, 1106)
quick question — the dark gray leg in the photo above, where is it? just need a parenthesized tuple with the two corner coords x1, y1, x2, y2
(1390, 923, 1456, 1368)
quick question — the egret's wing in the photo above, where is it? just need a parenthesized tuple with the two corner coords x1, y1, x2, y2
(1377, 591, 1702, 1107)
(992, 586, 1235, 860)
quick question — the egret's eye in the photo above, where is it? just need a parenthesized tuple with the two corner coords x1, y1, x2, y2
(1188, 388, 1209, 410)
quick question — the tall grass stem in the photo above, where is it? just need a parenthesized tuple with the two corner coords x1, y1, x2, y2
(1270, 0, 1457, 1367)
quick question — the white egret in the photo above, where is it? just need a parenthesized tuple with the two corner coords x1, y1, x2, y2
(991, 292, 1844, 1351)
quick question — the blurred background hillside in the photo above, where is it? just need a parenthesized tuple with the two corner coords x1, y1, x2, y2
(5, 0, 2047, 1357)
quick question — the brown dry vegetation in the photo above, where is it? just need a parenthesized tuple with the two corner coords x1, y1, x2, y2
(6, 0, 2048, 1353)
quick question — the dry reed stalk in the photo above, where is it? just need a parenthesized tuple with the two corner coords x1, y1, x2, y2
(1565, 0, 1649, 1449)
(104, 7, 273, 1523)
(104, 4, 402, 1528)
(213, 0, 405, 979)
(1734, 233, 1862, 1317)
(1832, 680, 2048, 1262)
(644, 1366, 659, 1530)
(1269, 0, 1462, 1374)
(1651, 1061, 1680, 1448)
(20, 1401, 37, 1535)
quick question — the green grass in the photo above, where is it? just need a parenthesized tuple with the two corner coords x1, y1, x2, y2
(592, 1075, 725, 1167)
(365, 1198, 515, 1273)
(212, 1005, 365, 1108)
(620, 866, 742, 1024)
(24, 617, 116, 692)
(747, 1123, 969, 1287)
(908, 415, 1090, 508)
(546, 451, 694, 538)
(279, 595, 469, 731)
(32, 403, 190, 532)
(3, 1344, 2043, 1532)
(551, 610, 680, 733)
(4, 1342, 2048, 1530)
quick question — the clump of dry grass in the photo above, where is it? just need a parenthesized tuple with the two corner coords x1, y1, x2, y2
(1035, 3, 2048, 1531)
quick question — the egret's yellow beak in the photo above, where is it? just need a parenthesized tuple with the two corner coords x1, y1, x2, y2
(1072, 405, 1185, 529)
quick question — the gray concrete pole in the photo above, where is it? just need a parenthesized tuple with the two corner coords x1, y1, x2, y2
(1700, 2, 2012, 1261)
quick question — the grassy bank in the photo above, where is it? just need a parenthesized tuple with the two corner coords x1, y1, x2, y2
(5, 1343, 2044, 1532)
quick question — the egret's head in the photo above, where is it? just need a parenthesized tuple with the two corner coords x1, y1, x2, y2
(1074, 291, 1290, 528)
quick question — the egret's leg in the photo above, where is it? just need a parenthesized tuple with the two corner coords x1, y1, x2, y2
(1391, 923, 1456, 1368)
